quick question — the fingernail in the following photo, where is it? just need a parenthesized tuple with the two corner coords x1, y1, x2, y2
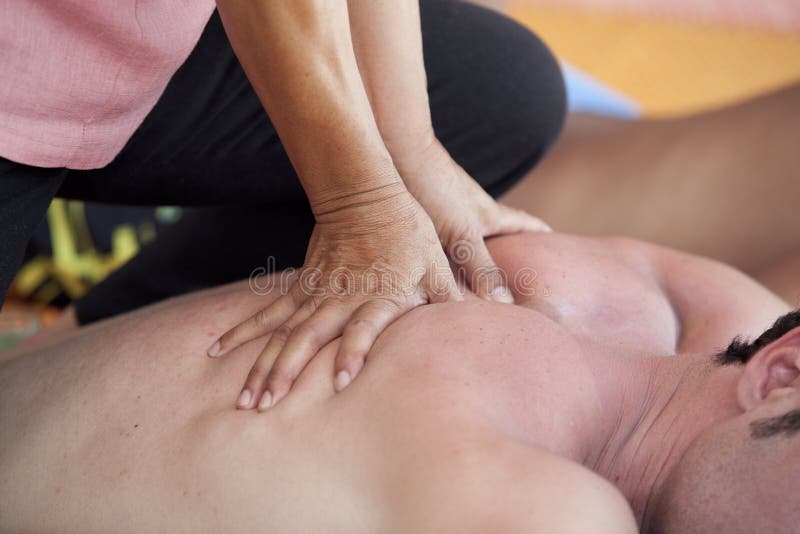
(258, 391, 273, 412)
(334, 370, 352, 392)
(236, 388, 251, 409)
(490, 286, 515, 304)
(207, 340, 221, 357)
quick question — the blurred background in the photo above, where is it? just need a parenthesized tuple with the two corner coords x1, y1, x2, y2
(2, 0, 799, 341)
(494, 0, 800, 116)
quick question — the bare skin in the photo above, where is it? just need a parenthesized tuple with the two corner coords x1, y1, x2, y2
(38, 85, 800, 346)
(757, 248, 800, 308)
(504, 83, 800, 282)
(214, 0, 548, 411)
(0, 232, 791, 532)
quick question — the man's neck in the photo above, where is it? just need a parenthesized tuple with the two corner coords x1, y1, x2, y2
(582, 351, 742, 527)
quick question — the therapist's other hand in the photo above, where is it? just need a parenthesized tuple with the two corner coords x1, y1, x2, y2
(209, 183, 461, 410)
(397, 138, 551, 302)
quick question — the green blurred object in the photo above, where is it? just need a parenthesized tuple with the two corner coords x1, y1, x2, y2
(0, 312, 41, 351)
(14, 201, 183, 308)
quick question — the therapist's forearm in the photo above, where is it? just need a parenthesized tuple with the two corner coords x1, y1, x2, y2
(347, 0, 436, 162)
(215, 0, 401, 213)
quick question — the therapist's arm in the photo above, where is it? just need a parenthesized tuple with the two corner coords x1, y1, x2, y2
(216, 0, 397, 206)
(211, 0, 461, 411)
(347, 0, 551, 300)
(346, 0, 433, 163)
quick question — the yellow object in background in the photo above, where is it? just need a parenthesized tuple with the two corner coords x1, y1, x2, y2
(14, 200, 143, 304)
(508, 3, 800, 116)
(3, 201, 179, 325)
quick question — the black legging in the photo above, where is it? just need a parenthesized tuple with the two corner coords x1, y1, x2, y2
(0, 0, 566, 321)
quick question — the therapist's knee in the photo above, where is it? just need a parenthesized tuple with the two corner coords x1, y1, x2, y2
(504, 22, 567, 162)
(475, 7, 566, 156)
(421, 0, 566, 193)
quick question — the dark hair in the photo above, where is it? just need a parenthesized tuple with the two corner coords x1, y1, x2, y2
(715, 309, 800, 365)
(714, 309, 800, 440)
(751, 409, 800, 439)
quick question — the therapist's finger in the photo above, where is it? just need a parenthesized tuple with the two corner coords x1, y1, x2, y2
(236, 297, 317, 409)
(459, 237, 514, 304)
(491, 205, 552, 234)
(333, 298, 408, 392)
(259, 301, 352, 410)
(208, 287, 301, 358)
(425, 261, 463, 304)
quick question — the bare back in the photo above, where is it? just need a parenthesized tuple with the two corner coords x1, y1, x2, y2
(0, 233, 788, 532)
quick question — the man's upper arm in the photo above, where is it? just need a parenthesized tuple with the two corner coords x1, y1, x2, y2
(497, 454, 638, 534)
(399, 438, 637, 533)
(644, 242, 791, 353)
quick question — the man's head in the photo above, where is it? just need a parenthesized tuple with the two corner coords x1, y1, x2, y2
(651, 309, 800, 534)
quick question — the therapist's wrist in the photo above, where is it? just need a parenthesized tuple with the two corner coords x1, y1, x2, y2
(308, 165, 408, 223)
(390, 134, 454, 195)
(312, 183, 421, 234)
(381, 122, 437, 170)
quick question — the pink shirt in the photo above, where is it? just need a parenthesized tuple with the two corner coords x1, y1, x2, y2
(0, 1, 216, 169)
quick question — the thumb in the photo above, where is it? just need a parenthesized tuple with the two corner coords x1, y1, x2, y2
(455, 237, 514, 304)
(492, 206, 552, 235)
(424, 262, 464, 304)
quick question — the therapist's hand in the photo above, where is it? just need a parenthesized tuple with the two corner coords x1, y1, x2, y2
(346, 0, 550, 299)
(209, 182, 461, 411)
(397, 138, 552, 302)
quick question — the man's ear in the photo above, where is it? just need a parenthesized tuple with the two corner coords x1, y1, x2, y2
(737, 327, 800, 411)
